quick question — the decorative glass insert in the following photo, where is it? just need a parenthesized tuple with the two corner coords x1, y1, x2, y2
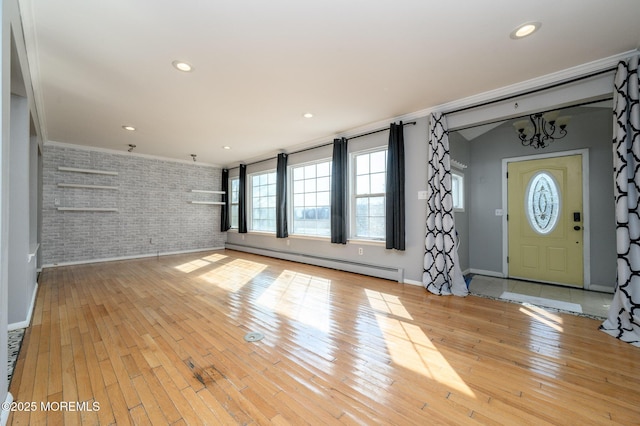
(525, 171, 560, 234)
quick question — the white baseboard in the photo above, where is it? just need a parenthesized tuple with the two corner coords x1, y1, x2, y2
(469, 269, 505, 278)
(41, 247, 225, 269)
(586, 284, 615, 294)
(8, 282, 38, 331)
(1, 392, 13, 426)
(226, 243, 403, 282)
(403, 279, 423, 287)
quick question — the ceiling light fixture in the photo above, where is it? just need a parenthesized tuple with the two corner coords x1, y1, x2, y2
(127, 144, 136, 152)
(172, 60, 193, 72)
(122, 125, 136, 131)
(510, 22, 541, 39)
(303, 113, 314, 118)
(513, 111, 571, 149)
(191, 154, 197, 162)
(223, 146, 231, 150)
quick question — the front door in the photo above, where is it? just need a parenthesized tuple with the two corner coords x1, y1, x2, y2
(507, 154, 583, 287)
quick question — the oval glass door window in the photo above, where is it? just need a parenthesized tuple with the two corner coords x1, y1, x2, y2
(525, 171, 560, 234)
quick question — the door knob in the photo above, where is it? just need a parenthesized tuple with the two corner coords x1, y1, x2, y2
(574, 225, 581, 230)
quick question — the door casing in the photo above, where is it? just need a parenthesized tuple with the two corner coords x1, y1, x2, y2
(501, 149, 591, 289)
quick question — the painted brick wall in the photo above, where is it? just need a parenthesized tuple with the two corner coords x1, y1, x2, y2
(42, 144, 226, 265)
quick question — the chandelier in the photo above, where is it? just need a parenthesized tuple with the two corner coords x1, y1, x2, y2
(513, 111, 571, 149)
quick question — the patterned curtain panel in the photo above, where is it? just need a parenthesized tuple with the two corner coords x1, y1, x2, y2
(601, 56, 640, 347)
(423, 113, 468, 296)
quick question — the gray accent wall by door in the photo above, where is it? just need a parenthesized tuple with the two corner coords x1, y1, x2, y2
(462, 107, 616, 290)
(42, 144, 226, 265)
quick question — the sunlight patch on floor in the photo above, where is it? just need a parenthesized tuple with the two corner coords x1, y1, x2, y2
(199, 258, 267, 292)
(519, 304, 564, 332)
(366, 292, 475, 397)
(365, 289, 413, 320)
(257, 270, 332, 332)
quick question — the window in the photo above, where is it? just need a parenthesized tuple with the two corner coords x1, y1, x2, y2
(525, 171, 560, 234)
(250, 171, 277, 232)
(452, 171, 464, 212)
(291, 160, 331, 237)
(352, 149, 386, 240)
(229, 177, 239, 228)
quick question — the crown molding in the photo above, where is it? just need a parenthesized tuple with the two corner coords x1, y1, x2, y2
(45, 140, 221, 168)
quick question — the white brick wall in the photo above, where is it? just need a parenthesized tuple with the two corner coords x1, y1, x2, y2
(42, 145, 226, 265)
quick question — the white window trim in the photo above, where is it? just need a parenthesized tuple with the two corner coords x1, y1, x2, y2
(349, 146, 388, 242)
(452, 170, 465, 212)
(248, 169, 277, 234)
(229, 177, 239, 229)
(288, 158, 332, 238)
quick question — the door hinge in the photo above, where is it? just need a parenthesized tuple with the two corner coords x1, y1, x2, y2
(507, 256, 509, 263)
(506, 214, 509, 221)
(506, 171, 509, 179)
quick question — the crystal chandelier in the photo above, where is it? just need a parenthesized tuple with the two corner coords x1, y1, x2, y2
(513, 111, 571, 149)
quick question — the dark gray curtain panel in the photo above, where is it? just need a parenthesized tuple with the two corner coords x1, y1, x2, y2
(220, 168, 230, 232)
(331, 138, 348, 244)
(238, 164, 248, 233)
(276, 153, 289, 238)
(601, 56, 640, 347)
(385, 122, 405, 250)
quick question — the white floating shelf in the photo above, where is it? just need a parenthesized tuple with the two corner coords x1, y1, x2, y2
(58, 166, 118, 176)
(58, 183, 119, 190)
(57, 207, 119, 212)
(188, 201, 225, 205)
(190, 189, 225, 194)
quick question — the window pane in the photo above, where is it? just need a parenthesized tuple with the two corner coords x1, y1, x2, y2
(290, 160, 332, 237)
(356, 175, 370, 195)
(251, 171, 277, 232)
(356, 154, 369, 175)
(317, 162, 330, 176)
(370, 172, 385, 194)
(352, 149, 387, 240)
(370, 151, 386, 173)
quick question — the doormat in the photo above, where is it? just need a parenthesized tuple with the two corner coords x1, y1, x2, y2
(500, 291, 583, 313)
(8, 328, 25, 384)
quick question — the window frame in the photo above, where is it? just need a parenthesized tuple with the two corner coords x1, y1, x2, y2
(229, 177, 239, 229)
(349, 146, 388, 242)
(248, 169, 277, 233)
(452, 170, 465, 212)
(288, 158, 333, 238)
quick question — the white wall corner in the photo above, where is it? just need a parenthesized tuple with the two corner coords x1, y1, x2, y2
(1, 392, 13, 426)
(7, 282, 37, 331)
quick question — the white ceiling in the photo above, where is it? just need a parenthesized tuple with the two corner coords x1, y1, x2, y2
(19, 0, 640, 167)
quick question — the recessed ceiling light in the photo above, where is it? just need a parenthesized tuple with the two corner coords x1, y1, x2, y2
(510, 22, 541, 39)
(172, 60, 193, 72)
(303, 113, 314, 118)
(122, 125, 136, 131)
(223, 146, 231, 150)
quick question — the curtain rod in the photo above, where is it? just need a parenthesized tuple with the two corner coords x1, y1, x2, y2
(444, 67, 617, 117)
(450, 96, 613, 134)
(227, 121, 417, 170)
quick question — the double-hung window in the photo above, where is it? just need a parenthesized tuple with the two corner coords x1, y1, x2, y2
(452, 171, 464, 212)
(352, 149, 387, 240)
(229, 177, 239, 228)
(291, 160, 331, 237)
(251, 171, 277, 232)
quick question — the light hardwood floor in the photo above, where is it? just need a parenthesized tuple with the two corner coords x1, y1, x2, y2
(9, 249, 640, 425)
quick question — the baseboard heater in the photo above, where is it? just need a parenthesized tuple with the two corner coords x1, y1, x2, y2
(225, 243, 404, 283)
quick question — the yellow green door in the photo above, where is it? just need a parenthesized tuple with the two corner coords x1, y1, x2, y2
(507, 154, 583, 287)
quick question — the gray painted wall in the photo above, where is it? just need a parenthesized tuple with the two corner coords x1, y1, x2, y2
(227, 116, 430, 283)
(449, 132, 471, 272)
(42, 144, 226, 265)
(464, 107, 616, 289)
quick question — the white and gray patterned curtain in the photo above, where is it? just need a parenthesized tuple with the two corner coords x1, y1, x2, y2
(423, 113, 468, 296)
(601, 56, 640, 346)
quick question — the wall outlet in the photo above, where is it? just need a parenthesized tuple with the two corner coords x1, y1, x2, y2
(358, 247, 363, 255)
(418, 191, 428, 200)
(286, 239, 290, 246)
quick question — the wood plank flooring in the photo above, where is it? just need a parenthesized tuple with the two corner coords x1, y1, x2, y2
(8, 249, 640, 425)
